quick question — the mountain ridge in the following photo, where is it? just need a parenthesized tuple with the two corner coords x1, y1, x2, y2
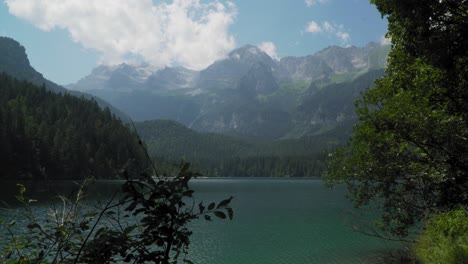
(66, 41, 389, 139)
(68, 42, 389, 92)
(0, 36, 130, 121)
(1, 36, 389, 139)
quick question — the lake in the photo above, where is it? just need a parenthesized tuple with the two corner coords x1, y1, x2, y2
(0, 178, 402, 263)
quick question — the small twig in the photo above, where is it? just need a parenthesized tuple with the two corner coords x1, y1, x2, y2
(353, 226, 416, 243)
(73, 191, 118, 264)
(130, 120, 160, 179)
(6, 228, 22, 259)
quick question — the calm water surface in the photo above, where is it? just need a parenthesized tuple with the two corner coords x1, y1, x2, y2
(0, 178, 401, 264)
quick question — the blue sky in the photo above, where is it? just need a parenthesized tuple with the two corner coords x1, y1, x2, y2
(0, 0, 388, 85)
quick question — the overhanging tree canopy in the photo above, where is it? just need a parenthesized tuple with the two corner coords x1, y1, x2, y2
(325, 0, 468, 237)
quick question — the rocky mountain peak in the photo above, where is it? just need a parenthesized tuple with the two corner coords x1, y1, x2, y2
(239, 62, 279, 95)
(0, 37, 30, 68)
(146, 66, 198, 91)
(227, 45, 275, 66)
(0, 37, 47, 85)
(68, 62, 155, 91)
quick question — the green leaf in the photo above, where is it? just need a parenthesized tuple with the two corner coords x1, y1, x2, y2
(27, 223, 41, 230)
(17, 184, 26, 195)
(84, 212, 98, 217)
(204, 215, 212, 221)
(123, 225, 137, 236)
(125, 201, 138, 212)
(184, 259, 194, 264)
(214, 211, 226, 219)
(216, 196, 233, 209)
(198, 202, 205, 213)
(57, 225, 66, 234)
(226, 208, 234, 220)
(13, 244, 26, 250)
(208, 202, 215, 210)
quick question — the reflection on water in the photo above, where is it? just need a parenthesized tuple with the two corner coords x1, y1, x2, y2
(0, 178, 402, 264)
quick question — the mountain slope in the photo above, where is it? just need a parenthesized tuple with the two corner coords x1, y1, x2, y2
(196, 45, 280, 90)
(0, 37, 67, 93)
(0, 37, 129, 121)
(287, 69, 385, 137)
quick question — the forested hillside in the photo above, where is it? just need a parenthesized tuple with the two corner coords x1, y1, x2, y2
(0, 73, 146, 180)
(135, 120, 342, 177)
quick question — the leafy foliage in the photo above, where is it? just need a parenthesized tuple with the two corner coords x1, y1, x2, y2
(415, 209, 468, 264)
(1, 181, 94, 263)
(1, 164, 233, 264)
(0, 73, 146, 180)
(325, 0, 468, 237)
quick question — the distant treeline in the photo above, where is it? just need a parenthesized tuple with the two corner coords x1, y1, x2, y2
(172, 155, 327, 177)
(135, 120, 345, 177)
(0, 73, 146, 180)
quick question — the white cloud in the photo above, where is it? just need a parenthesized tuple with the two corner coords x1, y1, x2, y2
(304, 20, 350, 45)
(380, 35, 391, 45)
(305, 0, 328, 7)
(323, 21, 334, 32)
(336, 31, 350, 43)
(5, 0, 237, 70)
(258, 41, 279, 60)
(305, 21, 322, 33)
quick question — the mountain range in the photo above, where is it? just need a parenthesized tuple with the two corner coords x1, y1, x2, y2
(67, 42, 389, 139)
(0, 36, 389, 176)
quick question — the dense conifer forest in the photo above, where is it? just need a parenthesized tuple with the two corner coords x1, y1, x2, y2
(135, 120, 339, 177)
(0, 73, 146, 180)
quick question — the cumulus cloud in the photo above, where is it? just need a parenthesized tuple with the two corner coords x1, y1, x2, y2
(5, 0, 237, 70)
(305, 0, 328, 7)
(305, 21, 322, 33)
(257, 41, 279, 60)
(336, 31, 350, 43)
(322, 21, 334, 32)
(304, 20, 350, 45)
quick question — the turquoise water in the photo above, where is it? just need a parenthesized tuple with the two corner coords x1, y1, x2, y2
(0, 178, 402, 263)
(187, 179, 400, 264)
